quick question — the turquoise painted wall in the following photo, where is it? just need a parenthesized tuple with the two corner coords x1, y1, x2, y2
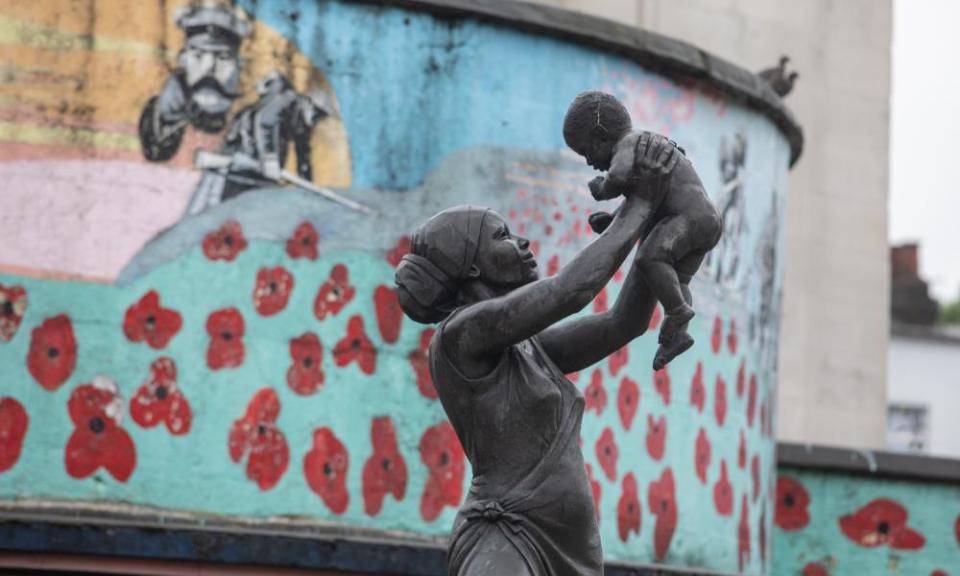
(772, 468, 960, 576)
(0, 1, 793, 574)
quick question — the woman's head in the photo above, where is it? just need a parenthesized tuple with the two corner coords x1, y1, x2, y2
(395, 206, 538, 324)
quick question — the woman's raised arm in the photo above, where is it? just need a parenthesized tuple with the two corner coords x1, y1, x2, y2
(443, 190, 655, 375)
(536, 248, 657, 374)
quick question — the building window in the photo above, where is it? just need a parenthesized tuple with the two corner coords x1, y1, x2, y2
(886, 404, 928, 453)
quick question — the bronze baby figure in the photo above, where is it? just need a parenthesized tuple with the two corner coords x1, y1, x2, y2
(563, 91, 722, 370)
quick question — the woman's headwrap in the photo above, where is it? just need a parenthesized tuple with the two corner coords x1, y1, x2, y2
(395, 206, 489, 324)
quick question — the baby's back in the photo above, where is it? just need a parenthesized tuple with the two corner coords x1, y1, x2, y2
(624, 131, 719, 223)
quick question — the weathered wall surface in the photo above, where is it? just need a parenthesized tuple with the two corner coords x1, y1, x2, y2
(529, 0, 894, 451)
(0, 1, 793, 574)
(773, 467, 960, 575)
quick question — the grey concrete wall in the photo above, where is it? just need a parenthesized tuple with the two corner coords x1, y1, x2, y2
(528, 0, 893, 449)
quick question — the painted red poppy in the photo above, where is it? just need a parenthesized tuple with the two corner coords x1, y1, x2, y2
(736, 359, 746, 397)
(747, 373, 758, 428)
(547, 254, 560, 277)
(649, 304, 662, 331)
(333, 315, 377, 375)
(286, 332, 325, 395)
(802, 563, 829, 576)
(690, 362, 705, 413)
(65, 377, 136, 482)
(374, 285, 403, 344)
(228, 388, 289, 491)
(253, 266, 294, 316)
(596, 427, 619, 482)
(566, 371, 580, 383)
(956, 513, 959, 545)
(314, 264, 356, 320)
(617, 472, 641, 542)
(419, 421, 465, 522)
(362, 416, 407, 516)
(646, 415, 666, 461)
(286, 221, 319, 260)
(648, 467, 677, 562)
(205, 308, 245, 370)
(129, 357, 191, 435)
(27, 314, 77, 391)
(410, 328, 437, 399)
(714, 375, 727, 427)
(695, 428, 711, 485)
(0, 284, 27, 342)
(774, 475, 810, 530)
(617, 376, 639, 431)
(585, 369, 607, 415)
(838, 498, 926, 549)
(654, 367, 671, 405)
(714, 460, 733, 517)
(593, 287, 608, 313)
(123, 290, 182, 349)
(304, 427, 350, 514)
(727, 318, 738, 355)
(738, 430, 747, 469)
(585, 462, 601, 521)
(711, 315, 723, 354)
(608, 346, 628, 377)
(738, 494, 750, 572)
(0, 397, 28, 473)
(202, 219, 247, 261)
(386, 236, 411, 268)
(931, 571, 948, 576)
(751, 454, 761, 502)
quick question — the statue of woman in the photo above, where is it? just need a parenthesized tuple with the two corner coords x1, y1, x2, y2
(394, 139, 676, 575)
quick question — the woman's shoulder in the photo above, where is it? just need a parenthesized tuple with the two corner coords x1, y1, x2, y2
(431, 309, 511, 386)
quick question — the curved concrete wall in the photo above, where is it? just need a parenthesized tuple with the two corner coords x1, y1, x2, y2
(0, 1, 794, 573)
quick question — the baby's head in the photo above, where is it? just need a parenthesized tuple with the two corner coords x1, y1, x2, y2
(563, 91, 632, 171)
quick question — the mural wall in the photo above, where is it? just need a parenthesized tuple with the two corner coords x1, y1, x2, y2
(772, 468, 960, 575)
(0, 1, 793, 574)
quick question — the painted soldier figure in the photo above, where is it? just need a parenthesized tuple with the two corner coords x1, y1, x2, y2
(138, 3, 250, 162)
(216, 71, 333, 201)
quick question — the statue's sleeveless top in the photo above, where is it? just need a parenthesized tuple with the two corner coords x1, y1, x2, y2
(430, 309, 603, 575)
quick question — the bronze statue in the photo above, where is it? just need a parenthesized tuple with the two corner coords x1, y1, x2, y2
(393, 92, 719, 574)
(565, 91, 722, 369)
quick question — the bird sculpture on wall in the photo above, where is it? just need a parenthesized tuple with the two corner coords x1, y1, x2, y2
(758, 55, 798, 98)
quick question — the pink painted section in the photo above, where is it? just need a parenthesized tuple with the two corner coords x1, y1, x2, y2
(0, 160, 200, 281)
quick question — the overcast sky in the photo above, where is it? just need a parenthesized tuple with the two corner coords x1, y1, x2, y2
(890, 0, 960, 302)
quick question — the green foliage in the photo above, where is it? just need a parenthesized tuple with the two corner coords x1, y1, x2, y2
(939, 299, 960, 325)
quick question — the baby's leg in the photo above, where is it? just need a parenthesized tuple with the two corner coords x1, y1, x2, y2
(636, 217, 695, 327)
(636, 217, 699, 369)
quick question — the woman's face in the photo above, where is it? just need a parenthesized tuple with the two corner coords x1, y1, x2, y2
(474, 212, 539, 288)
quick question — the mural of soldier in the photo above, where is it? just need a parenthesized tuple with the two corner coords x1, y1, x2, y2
(705, 133, 748, 286)
(185, 71, 343, 214)
(750, 193, 782, 361)
(138, 3, 251, 162)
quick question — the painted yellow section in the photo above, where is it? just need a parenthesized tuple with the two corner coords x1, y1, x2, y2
(0, 0, 351, 187)
(0, 121, 139, 150)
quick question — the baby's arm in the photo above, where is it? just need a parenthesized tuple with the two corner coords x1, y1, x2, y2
(590, 133, 638, 201)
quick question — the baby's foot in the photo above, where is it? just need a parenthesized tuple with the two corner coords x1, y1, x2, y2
(659, 304, 695, 342)
(588, 211, 614, 234)
(653, 331, 694, 370)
